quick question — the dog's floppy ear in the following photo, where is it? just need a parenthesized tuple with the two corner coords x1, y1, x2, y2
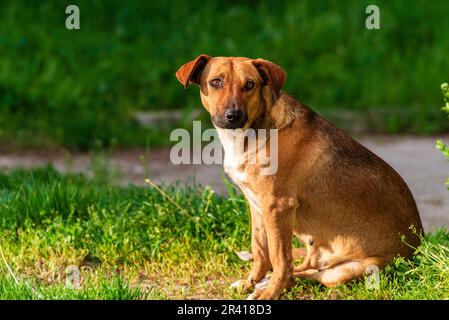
(176, 54, 211, 88)
(252, 59, 286, 98)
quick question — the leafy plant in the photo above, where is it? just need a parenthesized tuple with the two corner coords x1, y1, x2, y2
(436, 82, 449, 189)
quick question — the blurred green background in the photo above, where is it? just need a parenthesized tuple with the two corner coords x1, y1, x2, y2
(1, 0, 448, 150)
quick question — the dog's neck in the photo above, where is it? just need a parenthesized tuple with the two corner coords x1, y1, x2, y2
(248, 91, 300, 131)
(214, 92, 304, 167)
(214, 92, 302, 176)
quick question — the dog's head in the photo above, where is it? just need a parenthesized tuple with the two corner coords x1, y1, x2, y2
(176, 55, 286, 129)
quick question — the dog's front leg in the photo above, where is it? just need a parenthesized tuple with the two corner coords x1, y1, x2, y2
(251, 200, 296, 300)
(243, 206, 271, 293)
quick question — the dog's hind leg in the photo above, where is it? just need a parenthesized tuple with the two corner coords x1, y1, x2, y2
(293, 256, 389, 287)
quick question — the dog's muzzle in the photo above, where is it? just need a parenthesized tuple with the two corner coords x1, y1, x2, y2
(213, 108, 247, 129)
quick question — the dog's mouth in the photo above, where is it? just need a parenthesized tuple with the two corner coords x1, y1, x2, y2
(212, 114, 248, 129)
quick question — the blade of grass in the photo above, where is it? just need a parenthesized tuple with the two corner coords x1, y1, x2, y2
(0, 243, 19, 285)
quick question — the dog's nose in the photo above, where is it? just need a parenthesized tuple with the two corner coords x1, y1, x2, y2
(224, 109, 243, 124)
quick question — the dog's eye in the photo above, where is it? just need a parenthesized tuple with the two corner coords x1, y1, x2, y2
(244, 81, 255, 91)
(210, 78, 222, 88)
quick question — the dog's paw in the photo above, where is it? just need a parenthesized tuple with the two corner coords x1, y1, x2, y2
(247, 288, 275, 300)
(245, 277, 270, 299)
(254, 276, 270, 290)
(242, 275, 270, 293)
(231, 276, 270, 294)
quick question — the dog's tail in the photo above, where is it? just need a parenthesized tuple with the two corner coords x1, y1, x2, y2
(236, 248, 306, 261)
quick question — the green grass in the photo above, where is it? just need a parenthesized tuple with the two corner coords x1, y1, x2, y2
(1, 0, 449, 149)
(0, 167, 449, 299)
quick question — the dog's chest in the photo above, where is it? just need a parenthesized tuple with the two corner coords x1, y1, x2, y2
(217, 128, 263, 214)
(226, 165, 262, 214)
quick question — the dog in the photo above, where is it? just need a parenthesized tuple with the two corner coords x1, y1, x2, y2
(175, 55, 423, 300)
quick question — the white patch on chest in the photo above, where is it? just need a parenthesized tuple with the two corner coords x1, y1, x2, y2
(216, 127, 262, 214)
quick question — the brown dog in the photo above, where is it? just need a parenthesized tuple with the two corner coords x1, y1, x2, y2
(175, 55, 423, 300)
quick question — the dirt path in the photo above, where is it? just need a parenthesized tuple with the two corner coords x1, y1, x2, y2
(1, 135, 448, 231)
